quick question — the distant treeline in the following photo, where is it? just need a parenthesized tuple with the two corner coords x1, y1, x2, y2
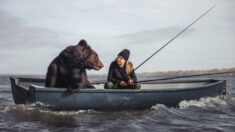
(136, 68, 235, 77)
(87, 67, 235, 78)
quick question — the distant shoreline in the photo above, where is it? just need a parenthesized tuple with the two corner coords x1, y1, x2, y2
(1, 67, 235, 78)
(137, 68, 235, 77)
(90, 67, 235, 78)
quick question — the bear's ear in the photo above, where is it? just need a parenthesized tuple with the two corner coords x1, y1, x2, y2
(78, 39, 92, 51)
(78, 39, 88, 46)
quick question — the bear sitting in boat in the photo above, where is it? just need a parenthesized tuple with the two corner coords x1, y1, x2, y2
(45, 39, 103, 91)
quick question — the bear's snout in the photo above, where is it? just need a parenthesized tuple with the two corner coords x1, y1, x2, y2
(94, 60, 103, 70)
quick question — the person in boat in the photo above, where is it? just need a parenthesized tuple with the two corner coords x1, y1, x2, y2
(104, 49, 141, 89)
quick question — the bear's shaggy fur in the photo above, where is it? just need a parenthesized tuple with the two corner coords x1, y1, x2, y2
(45, 39, 103, 91)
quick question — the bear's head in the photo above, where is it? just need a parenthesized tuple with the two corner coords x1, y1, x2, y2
(69, 39, 103, 70)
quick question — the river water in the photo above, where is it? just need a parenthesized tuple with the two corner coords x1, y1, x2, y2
(0, 74, 235, 132)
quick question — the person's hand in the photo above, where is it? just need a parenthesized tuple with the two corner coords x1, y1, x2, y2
(120, 81, 127, 86)
(128, 80, 134, 85)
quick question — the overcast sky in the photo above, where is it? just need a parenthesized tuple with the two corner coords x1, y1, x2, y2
(0, 0, 234, 75)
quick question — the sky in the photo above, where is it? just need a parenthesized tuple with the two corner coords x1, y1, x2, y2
(0, 0, 234, 75)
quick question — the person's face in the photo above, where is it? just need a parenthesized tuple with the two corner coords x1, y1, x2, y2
(116, 56, 126, 67)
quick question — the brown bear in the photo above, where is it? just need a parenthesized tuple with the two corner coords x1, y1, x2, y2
(45, 39, 103, 91)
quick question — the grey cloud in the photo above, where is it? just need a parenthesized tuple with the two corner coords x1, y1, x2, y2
(0, 11, 62, 50)
(118, 27, 195, 45)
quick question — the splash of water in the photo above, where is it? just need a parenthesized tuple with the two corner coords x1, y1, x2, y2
(151, 104, 167, 110)
(179, 96, 228, 109)
(4, 102, 95, 116)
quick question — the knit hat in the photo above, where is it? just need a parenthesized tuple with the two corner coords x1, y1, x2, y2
(118, 49, 130, 61)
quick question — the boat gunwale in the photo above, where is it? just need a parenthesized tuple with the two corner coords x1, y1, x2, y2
(30, 81, 225, 94)
(15, 77, 219, 84)
(11, 77, 225, 93)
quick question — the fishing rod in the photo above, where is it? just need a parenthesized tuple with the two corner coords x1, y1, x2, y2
(135, 71, 234, 83)
(134, 5, 216, 71)
(91, 71, 234, 84)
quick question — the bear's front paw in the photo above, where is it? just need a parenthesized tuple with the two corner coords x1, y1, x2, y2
(69, 88, 79, 93)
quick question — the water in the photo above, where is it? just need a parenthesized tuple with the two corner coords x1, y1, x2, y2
(0, 75, 235, 132)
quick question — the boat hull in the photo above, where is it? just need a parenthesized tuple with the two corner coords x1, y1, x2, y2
(10, 77, 226, 110)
